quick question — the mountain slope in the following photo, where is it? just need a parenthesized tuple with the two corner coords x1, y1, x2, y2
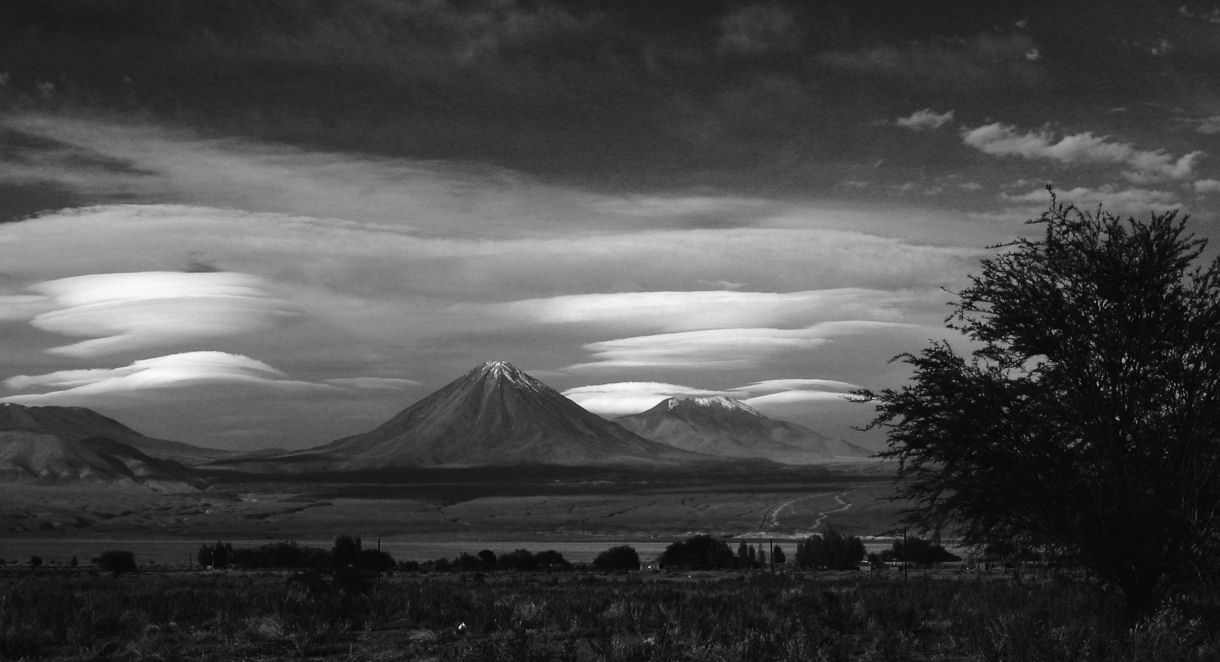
(616, 396, 873, 463)
(262, 361, 711, 470)
(0, 403, 230, 465)
(0, 430, 202, 490)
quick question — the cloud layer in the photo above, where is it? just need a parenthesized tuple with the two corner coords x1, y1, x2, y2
(17, 272, 298, 357)
(3, 352, 332, 403)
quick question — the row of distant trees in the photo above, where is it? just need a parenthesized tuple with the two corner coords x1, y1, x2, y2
(653, 530, 960, 571)
(9, 531, 956, 576)
(420, 548, 572, 573)
(198, 535, 393, 571)
(3, 551, 139, 575)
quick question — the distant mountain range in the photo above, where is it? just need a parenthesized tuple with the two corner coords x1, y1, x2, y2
(0, 429, 202, 490)
(0, 404, 211, 490)
(0, 403, 230, 465)
(0, 363, 876, 483)
(616, 396, 872, 463)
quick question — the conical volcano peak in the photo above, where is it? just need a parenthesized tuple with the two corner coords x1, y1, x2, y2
(284, 360, 704, 468)
(470, 360, 542, 391)
(479, 360, 517, 376)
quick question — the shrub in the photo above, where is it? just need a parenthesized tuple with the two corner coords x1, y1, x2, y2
(593, 545, 641, 572)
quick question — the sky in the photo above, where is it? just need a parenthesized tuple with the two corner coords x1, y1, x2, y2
(2, 0, 1220, 451)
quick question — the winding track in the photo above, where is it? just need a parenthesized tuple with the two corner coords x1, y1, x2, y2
(755, 488, 858, 534)
(809, 489, 856, 530)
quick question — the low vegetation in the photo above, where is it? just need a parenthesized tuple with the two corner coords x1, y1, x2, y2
(1, 565, 1216, 661)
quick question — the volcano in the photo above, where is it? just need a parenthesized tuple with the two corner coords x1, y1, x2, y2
(270, 361, 709, 470)
(615, 396, 873, 463)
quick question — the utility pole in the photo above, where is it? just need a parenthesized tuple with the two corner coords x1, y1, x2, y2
(903, 528, 909, 580)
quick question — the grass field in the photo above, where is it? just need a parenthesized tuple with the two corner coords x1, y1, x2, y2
(1, 567, 1216, 661)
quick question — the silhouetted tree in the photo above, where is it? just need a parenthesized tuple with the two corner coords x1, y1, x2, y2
(332, 535, 361, 566)
(659, 535, 735, 570)
(354, 548, 396, 572)
(878, 538, 959, 567)
(593, 545, 640, 571)
(453, 552, 480, 571)
(230, 541, 331, 569)
(498, 549, 537, 571)
(534, 550, 571, 570)
(477, 549, 498, 571)
(96, 550, 137, 576)
(27, 555, 41, 569)
(772, 546, 786, 565)
(794, 527, 865, 570)
(199, 541, 233, 568)
(864, 194, 1220, 616)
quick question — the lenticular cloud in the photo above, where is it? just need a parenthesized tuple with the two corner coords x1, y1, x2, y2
(25, 271, 299, 357)
(3, 351, 331, 402)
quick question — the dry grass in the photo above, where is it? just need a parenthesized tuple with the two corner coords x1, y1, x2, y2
(1, 567, 1215, 661)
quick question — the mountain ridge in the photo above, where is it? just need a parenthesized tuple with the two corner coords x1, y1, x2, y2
(0, 403, 231, 465)
(616, 395, 873, 463)
(0, 429, 204, 491)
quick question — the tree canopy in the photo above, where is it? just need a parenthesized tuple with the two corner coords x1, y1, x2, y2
(794, 527, 866, 570)
(865, 194, 1220, 616)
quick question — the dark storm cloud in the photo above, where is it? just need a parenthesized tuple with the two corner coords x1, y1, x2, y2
(1, 0, 1156, 195)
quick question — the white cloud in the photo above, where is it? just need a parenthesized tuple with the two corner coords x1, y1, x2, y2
(2, 204, 977, 311)
(488, 289, 910, 334)
(896, 108, 955, 131)
(1002, 186, 1179, 213)
(20, 271, 299, 357)
(564, 321, 924, 372)
(1193, 179, 1220, 194)
(567, 327, 831, 371)
(561, 382, 732, 417)
(733, 378, 865, 408)
(563, 377, 866, 419)
(962, 122, 1203, 182)
(3, 352, 334, 403)
(730, 378, 861, 394)
(740, 390, 859, 406)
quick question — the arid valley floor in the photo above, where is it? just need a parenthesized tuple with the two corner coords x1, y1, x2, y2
(0, 463, 899, 566)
